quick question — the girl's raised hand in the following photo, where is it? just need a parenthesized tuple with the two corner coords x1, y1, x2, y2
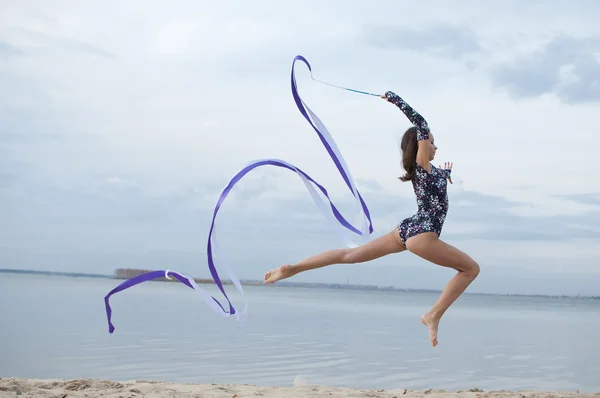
(439, 162, 453, 184)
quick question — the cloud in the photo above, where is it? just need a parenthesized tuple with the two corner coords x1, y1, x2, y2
(555, 193, 600, 206)
(490, 35, 600, 103)
(362, 24, 482, 59)
(0, 42, 24, 60)
(360, 21, 600, 104)
(52, 36, 116, 59)
(1, 0, 600, 297)
(2, 141, 600, 296)
(2, 28, 116, 59)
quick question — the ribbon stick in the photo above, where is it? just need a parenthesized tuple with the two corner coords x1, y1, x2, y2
(103, 55, 375, 333)
(307, 66, 380, 97)
(310, 77, 380, 97)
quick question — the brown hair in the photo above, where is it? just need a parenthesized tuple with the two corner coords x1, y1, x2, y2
(399, 126, 418, 182)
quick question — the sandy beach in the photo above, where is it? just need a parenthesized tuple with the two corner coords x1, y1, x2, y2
(0, 378, 596, 398)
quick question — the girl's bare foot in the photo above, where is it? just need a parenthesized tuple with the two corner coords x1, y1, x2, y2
(420, 312, 440, 347)
(264, 264, 293, 284)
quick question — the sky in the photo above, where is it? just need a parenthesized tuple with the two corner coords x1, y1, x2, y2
(1, 1, 600, 297)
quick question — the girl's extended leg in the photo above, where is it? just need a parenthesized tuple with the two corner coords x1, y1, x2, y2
(405, 232, 480, 347)
(264, 229, 406, 284)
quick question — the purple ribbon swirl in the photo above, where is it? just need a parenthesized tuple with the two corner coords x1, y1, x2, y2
(103, 55, 374, 333)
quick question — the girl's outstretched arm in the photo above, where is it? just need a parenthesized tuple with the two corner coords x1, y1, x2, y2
(383, 91, 430, 141)
(382, 91, 432, 170)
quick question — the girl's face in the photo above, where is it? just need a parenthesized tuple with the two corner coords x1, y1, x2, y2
(428, 133, 438, 161)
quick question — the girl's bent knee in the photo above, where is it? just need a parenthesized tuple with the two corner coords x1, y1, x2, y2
(465, 261, 480, 278)
(341, 248, 359, 264)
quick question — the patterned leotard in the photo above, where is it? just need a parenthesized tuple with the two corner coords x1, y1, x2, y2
(384, 91, 452, 245)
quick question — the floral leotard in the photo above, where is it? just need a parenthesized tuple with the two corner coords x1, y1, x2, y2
(384, 91, 452, 245)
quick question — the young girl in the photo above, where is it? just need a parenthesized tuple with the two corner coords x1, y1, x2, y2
(263, 90, 480, 347)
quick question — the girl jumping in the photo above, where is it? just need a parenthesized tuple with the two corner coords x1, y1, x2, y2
(263, 90, 480, 347)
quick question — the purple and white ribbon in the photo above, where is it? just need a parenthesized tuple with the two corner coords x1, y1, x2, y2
(104, 55, 374, 333)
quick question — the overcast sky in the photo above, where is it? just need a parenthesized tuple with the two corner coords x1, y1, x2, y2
(1, 1, 600, 296)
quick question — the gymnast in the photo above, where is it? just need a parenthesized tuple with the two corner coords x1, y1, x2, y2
(263, 90, 481, 347)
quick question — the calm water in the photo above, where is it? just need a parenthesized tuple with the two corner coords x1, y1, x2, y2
(1, 273, 599, 392)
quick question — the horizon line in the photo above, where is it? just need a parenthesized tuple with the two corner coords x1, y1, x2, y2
(1, 268, 598, 300)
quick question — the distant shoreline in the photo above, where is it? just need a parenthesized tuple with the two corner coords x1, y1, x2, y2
(1, 267, 598, 300)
